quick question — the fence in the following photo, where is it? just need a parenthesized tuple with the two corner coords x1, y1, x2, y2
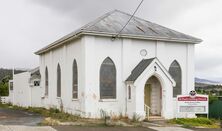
(0, 96, 9, 104)
(209, 99, 222, 119)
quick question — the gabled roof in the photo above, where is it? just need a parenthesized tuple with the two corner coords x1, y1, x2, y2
(29, 67, 40, 76)
(35, 10, 202, 55)
(126, 57, 175, 86)
(126, 58, 155, 81)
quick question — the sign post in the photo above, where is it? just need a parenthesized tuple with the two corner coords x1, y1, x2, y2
(177, 90, 209, 118)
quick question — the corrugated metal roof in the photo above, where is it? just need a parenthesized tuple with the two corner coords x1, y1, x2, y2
(35, 10, 202, 55)
(126, 58, 155, 81)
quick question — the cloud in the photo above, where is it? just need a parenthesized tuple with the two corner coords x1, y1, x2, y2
(29, 0, 207, 24)
(0, 0, 221, 80)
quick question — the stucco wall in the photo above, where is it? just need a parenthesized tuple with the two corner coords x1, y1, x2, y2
(13, 72, 31, 107)
(39, 35, 195, 119)
(12, 72, 42, 108)
(30, 77, 43, 107)
(40, 38, 85, 116)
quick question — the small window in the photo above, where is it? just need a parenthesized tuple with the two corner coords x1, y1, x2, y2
(34, 81, 40, 86)
(128, 86, 131, 100)
(10, 82, 13, 90)
(45, 67, 49, 96)
(100, 57, 116, 99)
(57, 64, 61, 97)
(72, 60, 78, 99)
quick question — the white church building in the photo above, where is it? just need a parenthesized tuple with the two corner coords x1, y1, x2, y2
(12, 10, 202, 120)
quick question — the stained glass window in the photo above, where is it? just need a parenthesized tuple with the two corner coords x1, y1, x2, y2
(57, 64, 61, 97)
(100, 57, 116, 99)
(169, 60, 182, 97)
(45, 67, 48, 96)
(72, 60, 78, 99)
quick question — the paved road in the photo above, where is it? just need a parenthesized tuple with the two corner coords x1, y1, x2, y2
(0, 108, 43, 126)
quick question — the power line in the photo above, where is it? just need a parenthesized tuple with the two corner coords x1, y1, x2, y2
(112, 0, 144, 40)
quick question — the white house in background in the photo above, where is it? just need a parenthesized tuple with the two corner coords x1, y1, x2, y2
(8, 80, 14, 103)
(35, 10, 202, 119)
(8, 67, 42, 107)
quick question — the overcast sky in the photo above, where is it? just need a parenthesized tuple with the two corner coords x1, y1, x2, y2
(0, 0, 221, 81)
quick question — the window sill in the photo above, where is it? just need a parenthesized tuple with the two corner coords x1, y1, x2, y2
(99, 99, 117, 102)
(56, 97, 61, 99)
(72, 98, 79, 101)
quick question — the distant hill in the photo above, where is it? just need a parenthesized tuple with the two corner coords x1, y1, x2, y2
(0, 68, 26, 81)
(195, 77, 220, 85)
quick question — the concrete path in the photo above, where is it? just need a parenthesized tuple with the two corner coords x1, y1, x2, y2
(0, 125, 56, 131)
(149, 127, 193, 131)
(53, 126, 156, 131)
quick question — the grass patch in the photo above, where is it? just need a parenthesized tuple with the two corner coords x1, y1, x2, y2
(168, 117, 220, 128)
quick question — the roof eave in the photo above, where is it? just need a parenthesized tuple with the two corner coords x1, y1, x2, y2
(35, 31, 83, 55)
(35, 31, 202, 55)
(83, 31, 202, 44)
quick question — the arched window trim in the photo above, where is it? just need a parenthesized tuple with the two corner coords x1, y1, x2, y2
(57, 64, 61, 98)
(72, 59, 78, 99)
(45, 66, 49, 96)
(100, 57, 117, 99)
(169, 60, 182, 97)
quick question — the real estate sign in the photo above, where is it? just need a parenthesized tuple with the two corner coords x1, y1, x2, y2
(177, 91, 208, 114)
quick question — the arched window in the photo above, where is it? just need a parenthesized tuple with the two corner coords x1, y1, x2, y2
(45, 67, 49, 96)
(72, 60, 78, 99)
(100, 57, 116, 99)
(128, 86, 131, 100)
(57, 64, 61, 97)
(169, 60, 182, 97)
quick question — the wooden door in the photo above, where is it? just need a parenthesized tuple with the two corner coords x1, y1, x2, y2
(144, 84, 151, 107)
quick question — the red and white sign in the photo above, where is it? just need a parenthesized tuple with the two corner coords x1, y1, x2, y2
(177, 93, 208, 114)
(178, 96, 208, 101)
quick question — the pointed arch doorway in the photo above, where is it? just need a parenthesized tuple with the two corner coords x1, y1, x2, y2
(144, 76, 162, 118)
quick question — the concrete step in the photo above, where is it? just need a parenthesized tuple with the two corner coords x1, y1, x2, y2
(146, 116, 165, 121)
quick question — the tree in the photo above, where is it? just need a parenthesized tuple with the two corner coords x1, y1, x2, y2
(0, 75, 11, 96)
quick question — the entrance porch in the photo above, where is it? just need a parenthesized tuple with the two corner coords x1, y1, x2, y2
(126, 58, 176, 120)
